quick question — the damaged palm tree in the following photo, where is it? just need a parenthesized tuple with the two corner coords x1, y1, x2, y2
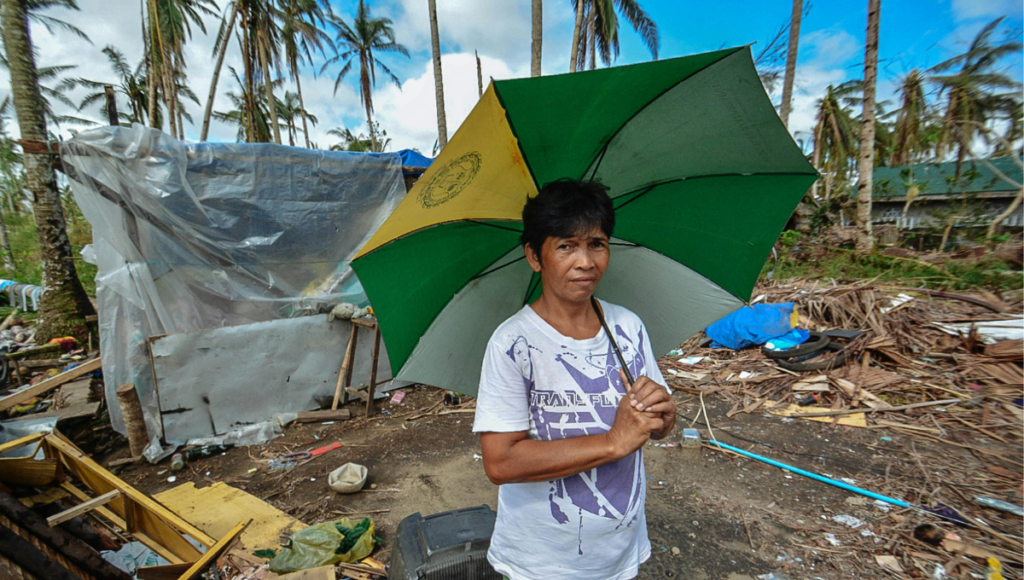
(0, 0, 94, 343)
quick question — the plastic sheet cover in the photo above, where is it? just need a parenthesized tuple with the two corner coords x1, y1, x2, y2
(61, 125, 406, 454)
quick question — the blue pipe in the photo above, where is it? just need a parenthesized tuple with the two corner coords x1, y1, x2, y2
(706, 440, 913, 509)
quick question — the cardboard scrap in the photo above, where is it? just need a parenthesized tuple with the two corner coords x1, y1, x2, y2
(155, 482, 305, 552)
(764, 401, 867, 428)
(874, 554, 904, 573)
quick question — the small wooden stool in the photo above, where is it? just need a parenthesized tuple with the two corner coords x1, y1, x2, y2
(330, 317, 382, 418)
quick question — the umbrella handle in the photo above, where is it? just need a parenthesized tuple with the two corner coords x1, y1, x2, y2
(591, 296, 636, 388)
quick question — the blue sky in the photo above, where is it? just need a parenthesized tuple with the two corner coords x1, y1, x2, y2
(7, 0, 1023, 153)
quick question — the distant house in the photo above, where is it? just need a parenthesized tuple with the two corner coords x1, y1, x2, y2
(870, 157, 1022, 231)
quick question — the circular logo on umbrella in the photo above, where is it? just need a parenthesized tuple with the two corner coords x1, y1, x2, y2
(417, 152, 482, 208)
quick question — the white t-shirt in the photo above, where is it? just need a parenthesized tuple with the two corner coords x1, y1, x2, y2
(473, 300, 668, 580)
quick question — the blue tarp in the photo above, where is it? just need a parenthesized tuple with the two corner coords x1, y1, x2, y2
(398, 149, 433, 172)
(706, 303, 797, 350)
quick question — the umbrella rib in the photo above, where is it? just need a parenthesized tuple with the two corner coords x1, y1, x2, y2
(471, 253, 526, 280)
(466, 220, 523, 233)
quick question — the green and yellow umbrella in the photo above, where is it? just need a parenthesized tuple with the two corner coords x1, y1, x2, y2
(352, 46, 817, 396)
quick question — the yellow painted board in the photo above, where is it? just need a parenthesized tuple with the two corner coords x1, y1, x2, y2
(155, 482, 305, 552)
(764, 401, 867, 428)
(0, 457, 58, 486)
(0, 432, 44, 455)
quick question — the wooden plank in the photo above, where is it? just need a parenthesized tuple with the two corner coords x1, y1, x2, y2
(294, 409, 351, 423)
(175, 521, 247, 580)
(47, 490, 120, 527)
(365, 326, 382, 418)
(0, 432, 44, 456)
(137, 563, 192, 580)
(0, 358, 102, 411)
(278, 565, 336, 580)
(6, 401, 100, 424)
(333, 324, 359, 409)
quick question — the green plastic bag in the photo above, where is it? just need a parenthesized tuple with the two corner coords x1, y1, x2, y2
(269, 517, 376, 573)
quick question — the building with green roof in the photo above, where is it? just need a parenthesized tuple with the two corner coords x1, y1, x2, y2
(869, 158, 1022, 232)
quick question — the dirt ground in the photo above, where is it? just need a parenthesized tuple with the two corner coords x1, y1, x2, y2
(102, 378, 1022, 580)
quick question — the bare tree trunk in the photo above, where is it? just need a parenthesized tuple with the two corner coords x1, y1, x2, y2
(0, 0, 95, 343)
(779, 0, 802, 127)
(810, 120, 823, 198)
(259, 39, 282, 144)
(146, 0, 159, 127)
(161, 60, 177, 138)
(201, 1, 238, 142)
(295, 67, 310, 149)
(428, 0, 447, 149)
(587, 8, 596, 70)
(365, 100, 378, 152)
(854, 0, 880, 253)
(0, 208, 15, 271)
(239, 15, 257, 142)
(476, 50, 483, 97)
(569, 0, 585, 72)
(988, 188, 1023, 239)
(531, 0, 542, 77)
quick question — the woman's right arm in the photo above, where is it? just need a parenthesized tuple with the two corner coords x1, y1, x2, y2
(480, 393, 663, 485)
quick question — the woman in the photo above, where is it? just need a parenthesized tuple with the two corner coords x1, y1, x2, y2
(473, 179, 677, 580)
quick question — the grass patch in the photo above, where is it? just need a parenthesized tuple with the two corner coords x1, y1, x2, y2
(761, 246, 1020, 291)
(1, 210, 95, 297)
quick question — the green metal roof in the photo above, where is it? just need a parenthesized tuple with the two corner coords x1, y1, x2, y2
(872, 157, 1021, 199)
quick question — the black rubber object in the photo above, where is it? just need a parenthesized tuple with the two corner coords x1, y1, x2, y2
(762, 331, 830, 359)
(776, 341, 848, 372)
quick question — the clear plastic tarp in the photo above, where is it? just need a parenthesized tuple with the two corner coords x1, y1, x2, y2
(61, 125, 406, 457)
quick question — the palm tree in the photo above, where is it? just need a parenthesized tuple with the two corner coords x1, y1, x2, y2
(279, 0, 332, 149)
(145, 0, 217, 139)
(75, 46, 154, 126)
(810, 82, 860, 201)
(428, 0, 447, 150)
(249, 0, 284, 144)
(212, 66, 277, 143)
(327, 124, 389, 152)
(0, 0, 95, 341)
(928, 17, 1023, 179)
(854, 0, 880, 252)
(323, 0, 409, 152)
(277, 90, 317, 146)
(888, 70, 928, 167)
(569, 0, 658, 71)
(778, 0, 802, 128)
(531, 0, 542, 77)
(201, 1, 239, 141)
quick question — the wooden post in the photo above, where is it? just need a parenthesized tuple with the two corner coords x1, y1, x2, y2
(104, 85, 119, 127)
(332, 324, 359, 410)
(365, 325, 382, 418)
(116, 383, 148, 458)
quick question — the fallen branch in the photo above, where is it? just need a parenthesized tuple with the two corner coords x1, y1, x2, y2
(791, 398, 962, 418)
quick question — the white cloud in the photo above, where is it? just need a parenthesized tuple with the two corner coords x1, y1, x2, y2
(802, 28, 860, 66)
(373, 52, 529, 154)
(951, 0, 1021, 22)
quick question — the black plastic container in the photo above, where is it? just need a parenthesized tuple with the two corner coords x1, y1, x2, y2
(388, 505, 502, 580)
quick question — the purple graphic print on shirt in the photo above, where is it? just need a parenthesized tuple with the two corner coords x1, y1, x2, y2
(505, 324, 649, 529)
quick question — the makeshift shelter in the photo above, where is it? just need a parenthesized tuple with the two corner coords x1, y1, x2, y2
(62, 126, 412, 458)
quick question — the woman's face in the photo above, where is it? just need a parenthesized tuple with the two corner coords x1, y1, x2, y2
(525, 225, 610, 305)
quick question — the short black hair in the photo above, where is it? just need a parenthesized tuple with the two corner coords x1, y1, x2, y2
(521, 179, 615, 257)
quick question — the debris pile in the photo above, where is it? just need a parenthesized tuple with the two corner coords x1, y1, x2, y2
(662, 280, 1023, 577)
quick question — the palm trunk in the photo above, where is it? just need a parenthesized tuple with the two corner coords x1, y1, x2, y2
(428, 0, 447, 149)
(294, 66, 311, 149)
(0, 209, 15, 271)
(239, 18, 256, 142)
(160, 56, 177, 138)
(258, 38, 282, 144)
(0, 0, 95, 342)
(810, 120, 823, 199)
(476, 50, 483, 97)
(365, 100, 377, 152)
(531, 0, 542, 77)
(587, 9, 596, 70)
(569, 0, 585, 72)
(146, 0, 159, 127)
(201, 2, 238, 142)
(854, 0, 880, 253)
(779, 0, 802, 127)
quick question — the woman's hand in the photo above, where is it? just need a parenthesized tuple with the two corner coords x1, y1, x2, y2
(621, 369, 677, 440)
(606, 383, 664, 458)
